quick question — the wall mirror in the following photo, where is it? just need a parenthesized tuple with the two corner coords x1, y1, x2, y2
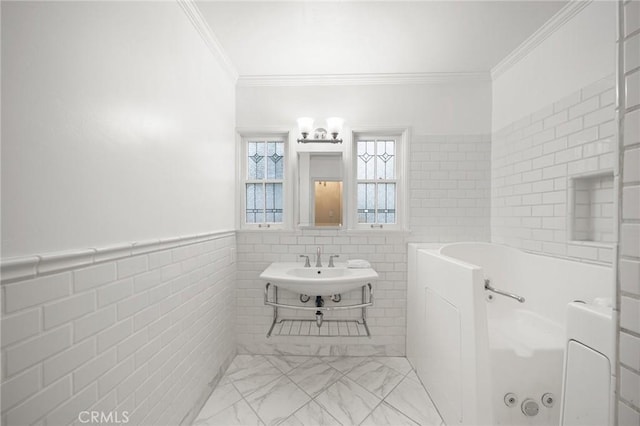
(298, 152, 343, 228)
(314, 180, 343, 226)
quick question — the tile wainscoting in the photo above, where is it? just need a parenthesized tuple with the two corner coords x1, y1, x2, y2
(235, 230, 409, 356)
(1, 231, 236, 426)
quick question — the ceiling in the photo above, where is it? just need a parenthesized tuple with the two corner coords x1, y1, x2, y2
(197, 1, 567, 77)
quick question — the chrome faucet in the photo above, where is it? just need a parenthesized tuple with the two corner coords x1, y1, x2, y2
(315, 247, 322, 267)
(328, 255, 340, 268)
(299, 255, 311, 268)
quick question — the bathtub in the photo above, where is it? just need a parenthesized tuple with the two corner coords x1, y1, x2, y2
(407, 242, 611, 426)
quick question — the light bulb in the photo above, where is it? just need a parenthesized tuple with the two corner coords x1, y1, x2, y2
(326, 117, 344, 139)
(297, 117, 314, 138)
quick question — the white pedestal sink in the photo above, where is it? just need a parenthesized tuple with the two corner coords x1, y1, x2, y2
(260, 261, 378, 338)
(259, 262, 378, 296)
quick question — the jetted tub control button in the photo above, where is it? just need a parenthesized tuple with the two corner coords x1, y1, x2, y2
(541, 393, 555, 408)
(521, 399, 539, 416)
(504, 393, 518, 407)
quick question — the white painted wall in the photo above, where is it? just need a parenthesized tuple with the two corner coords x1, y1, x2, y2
(237, 80, 491, 135)
(492, 1, 616, 131)
(1, 2, 238, 425)
(1, 1, 236, 258)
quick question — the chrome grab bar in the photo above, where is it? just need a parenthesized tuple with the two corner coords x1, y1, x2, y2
(484, 279, 525, 303)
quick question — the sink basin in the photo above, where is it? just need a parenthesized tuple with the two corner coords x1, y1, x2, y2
(260, 262, 378, 296)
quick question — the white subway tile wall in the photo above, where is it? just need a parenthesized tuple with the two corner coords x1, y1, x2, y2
(492, 76, 616, 263)
(235, 133, 490, 355)
(236, 230, 409, 356)
(0, 233, 236, 426)
(409, 134, 491, 243)
(618, 1, 640, 422)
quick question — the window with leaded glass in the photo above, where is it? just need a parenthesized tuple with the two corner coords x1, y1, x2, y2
(356, 137, 397, 225)
(244, 139, 285, 225)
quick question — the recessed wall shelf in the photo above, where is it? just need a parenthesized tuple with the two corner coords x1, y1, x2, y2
(568, 171, 615, 244)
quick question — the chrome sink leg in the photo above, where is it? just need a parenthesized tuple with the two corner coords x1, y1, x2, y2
(266, 283, 278, 337)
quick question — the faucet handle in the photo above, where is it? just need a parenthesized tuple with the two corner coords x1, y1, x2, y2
(328, 255, 340, 268)
(299, 255, 311, 268)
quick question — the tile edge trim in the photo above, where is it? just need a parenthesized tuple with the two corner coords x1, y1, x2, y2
(1, 229, 236, 284)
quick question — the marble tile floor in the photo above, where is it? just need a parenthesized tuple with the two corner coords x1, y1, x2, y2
(193, 354, 444, 426)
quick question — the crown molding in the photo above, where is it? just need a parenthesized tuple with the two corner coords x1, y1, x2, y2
(177, 0, 238, 82)
(491, 0, 592, 80)
(237, 72, 491, 87)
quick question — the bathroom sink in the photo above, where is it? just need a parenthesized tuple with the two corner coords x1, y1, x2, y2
(260, 262, 378, 296)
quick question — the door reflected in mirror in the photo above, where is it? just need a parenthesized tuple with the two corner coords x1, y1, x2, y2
(314, 181, 342, 227)
(298, 152, 343, 228)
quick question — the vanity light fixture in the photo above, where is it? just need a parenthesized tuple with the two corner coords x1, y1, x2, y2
(297, 117, 343, 144)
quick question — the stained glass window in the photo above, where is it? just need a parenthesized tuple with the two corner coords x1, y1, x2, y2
(245, 139, 284, 224)
(356, 138, 396, 224)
